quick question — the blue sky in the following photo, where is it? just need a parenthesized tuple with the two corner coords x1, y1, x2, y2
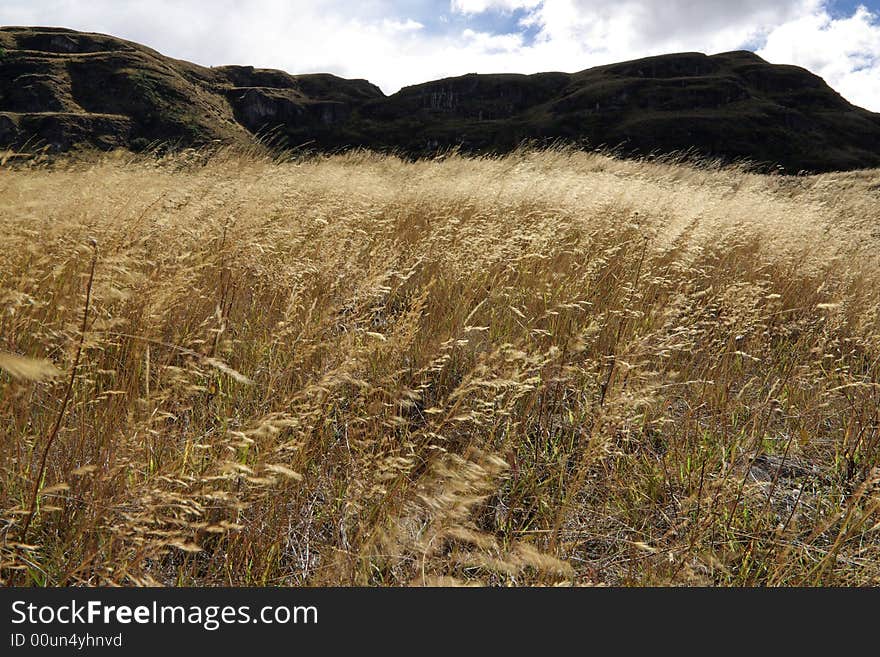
(2, 1, 879, 110)
(830, 0, 879, 16)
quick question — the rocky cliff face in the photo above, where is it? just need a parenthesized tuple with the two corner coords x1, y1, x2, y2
(3, 26, 880, 172)
(216, 66, 383, 142)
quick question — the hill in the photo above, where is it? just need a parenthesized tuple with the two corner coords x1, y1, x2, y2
(2, 26, 880, 171)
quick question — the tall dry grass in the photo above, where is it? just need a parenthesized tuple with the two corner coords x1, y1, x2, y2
(1, 146, 880, 586)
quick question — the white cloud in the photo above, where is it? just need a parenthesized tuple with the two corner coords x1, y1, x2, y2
(451, 0, 540, 13)
(0, 0, 878, 110)
(462, 28, 526, 53)
(539, 1, 812, 44)
(448, 1, 820, 63)
(759, 5, 880, 110)
(448, 0, 880, 110)
(382, 18, 425, 33)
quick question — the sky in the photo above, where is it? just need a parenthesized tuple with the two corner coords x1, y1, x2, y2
(1, 1, 879, 111)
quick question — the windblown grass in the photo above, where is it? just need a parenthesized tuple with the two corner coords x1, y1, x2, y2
(2, 147, 880, 586)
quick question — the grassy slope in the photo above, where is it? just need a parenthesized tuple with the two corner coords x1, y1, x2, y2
(1, 149, 880, 586)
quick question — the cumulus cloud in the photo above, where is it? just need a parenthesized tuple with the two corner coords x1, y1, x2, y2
(382, 18, 426, 33)
(448, 0, 880, 110)
(759, 5, 880, 110)
(0, 0, 878, 110)
(452, 0, 541, 13)
(527, 0, 811, 44)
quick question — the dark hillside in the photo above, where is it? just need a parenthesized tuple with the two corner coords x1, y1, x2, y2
(2, 27, 880, 171)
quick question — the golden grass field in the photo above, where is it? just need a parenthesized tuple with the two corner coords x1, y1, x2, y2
(1, 148, 880, 586)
